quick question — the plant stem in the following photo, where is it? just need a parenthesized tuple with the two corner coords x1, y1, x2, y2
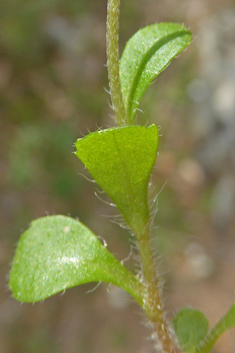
(107, 0, 178, 351)
(106, 0, 126, 126)
(137, 227, 179, 353)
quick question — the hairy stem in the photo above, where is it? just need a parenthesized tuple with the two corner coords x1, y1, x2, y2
(106, 0, 126, 126)
(107, 0, 178, 351)
(137, 227, 179, 353)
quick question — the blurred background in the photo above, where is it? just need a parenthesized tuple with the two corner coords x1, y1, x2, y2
(1, 0, 235, 352)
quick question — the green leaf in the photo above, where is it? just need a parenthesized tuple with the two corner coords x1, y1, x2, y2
(199, 302, 235, 353)
(9, 215, 144, 304)
(173, 308, 209, 353)
(120, 23, 192, 124)
(75, 125, 158, 236)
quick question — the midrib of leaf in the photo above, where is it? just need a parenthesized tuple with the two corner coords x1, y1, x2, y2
(113, 133, 134, 194)
(112, 132, 147, 223)
(126, 29, 192, 122)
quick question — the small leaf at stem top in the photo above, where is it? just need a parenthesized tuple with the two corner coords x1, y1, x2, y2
(120, 22, 192, 124)
(9, 215, 144, 304)
(75, 125, 158, 236)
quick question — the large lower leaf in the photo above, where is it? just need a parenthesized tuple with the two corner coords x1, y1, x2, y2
(9, 215, 144, 304)
(120, 23, 192, 124)
(75, 125, 158, 236)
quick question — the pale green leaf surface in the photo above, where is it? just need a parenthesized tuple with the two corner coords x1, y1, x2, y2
(9, 215, 144, 304)
(200, 302, 235, 353)
(75, 125, 158, 236)
(120, 23, 192, 124)
(173, 308, 209, 353)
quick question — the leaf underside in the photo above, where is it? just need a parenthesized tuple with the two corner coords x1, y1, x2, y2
(75, 125, 158, 236)
(9, 215, 144, 304)
(119, 22, 192, 124)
